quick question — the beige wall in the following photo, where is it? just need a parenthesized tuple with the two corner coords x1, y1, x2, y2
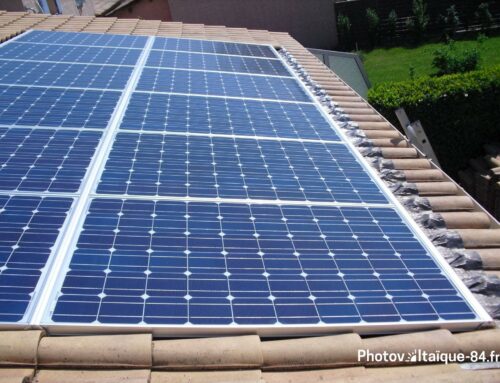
(59, 0, 96, 16)
(168, 0, 338, 49)
(18, 0, 95, 15)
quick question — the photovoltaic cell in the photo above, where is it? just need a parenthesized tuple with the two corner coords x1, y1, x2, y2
(146, 50, 290, 76)
(0, 30, 482, 331)
(0, 195, 73, 322)
(136, 68, 310, 102)
(97, 132, 387, 203)
(120, 93, 340, 141)
(0, 60, 133, 90)
(152, 37, 276, 58)
(0, 128, 102, 193)
(0, 85, 121, 129)
(0, 43, 142, 66)
(16, 30, 148, 49)
(51, 199, 477, 325)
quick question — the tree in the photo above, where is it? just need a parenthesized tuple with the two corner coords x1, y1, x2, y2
(366, 8, 380, 48)
(337, 13, 352, 51)
(406, 0, 429, 44)
(476, 3, 493, 33)
(386, 9, 398, 42)
(440, 5, 461, 40)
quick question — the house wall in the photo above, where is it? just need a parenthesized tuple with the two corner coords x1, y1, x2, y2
(59, 0, 96, 16)
(168, 0, 338, 49)
(0, 0, 25, 12)
(110, 0, 171, 21)
(18, 0, 95, 15)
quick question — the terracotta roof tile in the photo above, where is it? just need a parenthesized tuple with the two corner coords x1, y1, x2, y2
(33, 369, 151, 383)
(151, 370, 262, 383)
(261, 334, 362, 370)
(152, 336, 262, 370)
(37, 334, 152, 368)
(0, 367, 35, 383)
(0, 331, 43, 366)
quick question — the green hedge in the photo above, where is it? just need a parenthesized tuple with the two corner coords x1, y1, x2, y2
(368, 66, 500, 177)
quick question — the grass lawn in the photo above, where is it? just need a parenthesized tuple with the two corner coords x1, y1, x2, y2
(362, 35, 500, 87)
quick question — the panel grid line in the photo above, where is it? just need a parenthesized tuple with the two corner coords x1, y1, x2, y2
(142, 65, 293, 79)
(133, 90, 314, 105)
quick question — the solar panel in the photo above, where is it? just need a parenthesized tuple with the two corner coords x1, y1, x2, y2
(0, 86, 121, 129)
(51, 199, 476, 325)
(0, 60, 133, 90)
(146, 50, 290, 76)
(136, 68, 310, 101)
(0, 128, 102, 193)
(120, 93, 340, 141)
(152, 37, 276, 58)
(0, 195, 73, 322)
(0, 30, 488, 334)
(16, 30, 148, 48)
(97, 132, 386, 203)
(0, 42, 143, 66)
(0, 30, 139, 325)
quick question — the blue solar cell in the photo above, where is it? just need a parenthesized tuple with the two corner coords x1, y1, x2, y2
(136, 68, 309, 102)
(0, 60, 133, 90)
(16, 30, 147, 48)
(0, 42, 141, 66)
(97, 132, 387, 203)
(0, 195, 72, 322)
(0, 85, 121, 129)
(50, 199, 477, 325)
(146, 50, 289, 76)
(152, 37, 276, 58)
(120, 93, 339, 141)
(0, 128, 101, 193)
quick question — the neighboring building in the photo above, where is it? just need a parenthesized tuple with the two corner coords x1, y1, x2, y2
(97, 0, 338, 50)
(167, 0, 337, 50)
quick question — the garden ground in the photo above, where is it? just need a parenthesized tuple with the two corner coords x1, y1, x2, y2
(362, 35, 500, 87)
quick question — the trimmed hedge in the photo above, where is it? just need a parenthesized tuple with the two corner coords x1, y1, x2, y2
(368, 66, 500, 177)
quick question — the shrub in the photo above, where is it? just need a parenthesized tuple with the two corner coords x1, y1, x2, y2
(337, 13, 352, 51)
(432, 42, 481, 76)
(476, 2, 493, 32)
(408, 65, 416, 80)
(406, 0, 430, 43)
(367, 66, 500, 177)
(366, 8, 380, 48)
(440, 5, 461, 40)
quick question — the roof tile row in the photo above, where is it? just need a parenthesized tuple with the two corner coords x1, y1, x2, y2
(2, 365, 499, 383)
(1, 330, 499, 370)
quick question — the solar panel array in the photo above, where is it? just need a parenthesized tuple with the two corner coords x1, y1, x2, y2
(0, 30, 485, 333)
